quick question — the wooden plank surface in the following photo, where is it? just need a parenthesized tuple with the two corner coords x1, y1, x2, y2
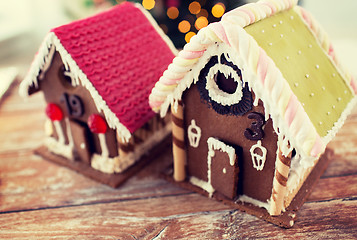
(0, 84, 356, 239)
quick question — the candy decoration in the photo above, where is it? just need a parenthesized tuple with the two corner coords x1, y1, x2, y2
(45, 103, 63, 121)
(45, 103, 65, 144)
(88, 114, 109, 157)
(270, 143, 292, 216)
(244, 112, 266, 141)
(171, 101, 186, 181)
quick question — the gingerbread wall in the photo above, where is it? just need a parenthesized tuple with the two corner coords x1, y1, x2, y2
(38, 51, 118, 162)
(182, 78, 279, 203)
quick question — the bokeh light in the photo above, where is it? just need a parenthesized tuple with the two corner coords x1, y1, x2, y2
(212, 2, 226, 18)
(195, 16, 208, 30)
(185, 31, 196, 43)
(142, 0, 155, 10)
(189, 1, 201, 15)
(167, 6, 179, 19)
(178, 20, 191, 33)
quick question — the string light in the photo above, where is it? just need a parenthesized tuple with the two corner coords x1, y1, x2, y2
(185, 31, 196, 43)
(195, 16, 208, 30)
(142, 0, 155, 10)
(212, 2, 225, 18)
(167, 6, 179, 19)
(189, 1, 201, 14)
(178, 20, 191, 33)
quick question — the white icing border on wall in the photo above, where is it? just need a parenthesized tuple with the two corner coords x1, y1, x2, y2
(91, 122, 172, 174)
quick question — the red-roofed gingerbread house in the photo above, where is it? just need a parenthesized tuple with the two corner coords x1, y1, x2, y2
(149, 0, 356, 227)
(20, 2, 176, 187)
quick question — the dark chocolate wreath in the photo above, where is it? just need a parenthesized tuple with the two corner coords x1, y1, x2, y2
(196, 54, 253, 116)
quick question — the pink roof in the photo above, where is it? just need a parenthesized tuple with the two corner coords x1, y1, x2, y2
(51, 2, 175, 134)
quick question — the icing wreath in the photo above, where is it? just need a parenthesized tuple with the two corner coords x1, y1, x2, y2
(197, 54, 253, 116)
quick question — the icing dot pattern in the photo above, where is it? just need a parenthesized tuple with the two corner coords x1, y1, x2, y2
(245, 8, 354, 136)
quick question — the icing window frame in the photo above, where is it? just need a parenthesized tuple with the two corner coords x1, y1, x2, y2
(58, 65, 75, 89)
(197, 54, 253, 116)
(206, 64, 243, 106)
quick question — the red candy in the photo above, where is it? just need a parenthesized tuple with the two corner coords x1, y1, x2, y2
(87, 114, 107, 134)
(45, 103, 63, 121)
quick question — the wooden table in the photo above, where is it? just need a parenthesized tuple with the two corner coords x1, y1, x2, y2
(0, 82, 356, 239)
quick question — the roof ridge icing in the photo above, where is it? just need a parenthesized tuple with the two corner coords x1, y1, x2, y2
(148, 0, 355, 160)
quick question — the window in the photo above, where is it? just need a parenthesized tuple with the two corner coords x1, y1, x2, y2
(58, 65, 75, 89)
(197, 54, 252, 116)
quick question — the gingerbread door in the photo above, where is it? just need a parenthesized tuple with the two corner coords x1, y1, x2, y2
(68, 120, 92, 164)
(208, 137, 239, 200)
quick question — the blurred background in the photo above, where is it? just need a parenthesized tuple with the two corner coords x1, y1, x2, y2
(0, 0, 356, 82)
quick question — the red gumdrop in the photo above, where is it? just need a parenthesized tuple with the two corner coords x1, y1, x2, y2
(87, 114, 107, 134)
(45, 103, 63, 121)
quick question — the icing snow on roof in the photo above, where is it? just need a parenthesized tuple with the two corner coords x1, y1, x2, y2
(21, 2, 176, 141)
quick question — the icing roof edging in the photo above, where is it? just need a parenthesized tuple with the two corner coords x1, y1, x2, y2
(20, 32, 133, 142)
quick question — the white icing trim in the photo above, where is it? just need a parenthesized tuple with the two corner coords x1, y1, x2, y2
(249, 140, 267, 171)
(20, 32, 133, 142)
(189, 137, 237, 197)
(39, 44, 55, 80)
(206, 64, 243, 106)
(187, 119, 201, 148)
(91, 122, 172, 174)
(207, 137, 236, 166)
(65, 118, 74, 151)
(189, 176, 215, 196)
(53, 120, 65, 144)
(98, 133, 109, 158)
(91, 153, 118, 174)
(44, 137, 73, 160)
(44, 119, 53, 136)
(237, 195, 270, 212)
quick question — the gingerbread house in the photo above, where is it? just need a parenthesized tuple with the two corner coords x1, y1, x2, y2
(149, 0, 356, 227)
(20, 2, 176, 187)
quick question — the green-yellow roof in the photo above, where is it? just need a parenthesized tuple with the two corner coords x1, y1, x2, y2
(245, 8, 353, 138)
